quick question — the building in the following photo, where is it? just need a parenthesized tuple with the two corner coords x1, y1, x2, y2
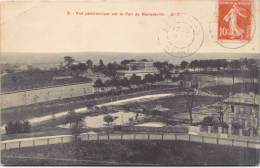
(127, 61, 155, 71)
(223, 93, 260, 135)
(117, 60, 158, 79)
(1, 82, 94, 109)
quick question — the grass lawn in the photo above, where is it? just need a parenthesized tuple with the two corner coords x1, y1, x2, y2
(2, 140, 259, 166)
(1, 88, 177, 125)
(1, 88, 178, 140)
(202, 82, 259, 96)
(120, 95, 217, 118)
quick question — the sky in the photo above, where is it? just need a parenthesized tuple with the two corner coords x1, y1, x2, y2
(1, 0, 260, 55)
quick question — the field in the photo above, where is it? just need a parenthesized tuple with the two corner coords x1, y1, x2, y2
(202, 82, 259, 96)
(2, 140, 259, 166)
(122, 95, 217, 113)
(1, 88, 179, 140)
(118, 94, 218, 124)
(1, 86, 176, 124)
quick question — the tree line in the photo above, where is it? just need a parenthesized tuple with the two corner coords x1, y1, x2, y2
(64, 56, 257, 75)
(180, 58, 258, 72)
(64, 57, 175, 78)
(94, 73, 167, 89)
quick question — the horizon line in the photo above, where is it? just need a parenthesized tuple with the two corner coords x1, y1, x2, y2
(1, 51, 260, 55)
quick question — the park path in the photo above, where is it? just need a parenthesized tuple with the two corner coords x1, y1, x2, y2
(96, 93, 173, 107)
(0, 93, 174, 133)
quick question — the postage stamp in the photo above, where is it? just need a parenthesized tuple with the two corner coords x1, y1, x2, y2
(218, 0, 252, 41)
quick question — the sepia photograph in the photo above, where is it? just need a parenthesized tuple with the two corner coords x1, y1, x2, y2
(0, 0, 259, 166)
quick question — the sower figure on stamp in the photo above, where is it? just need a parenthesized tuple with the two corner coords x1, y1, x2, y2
(223, 2, 247, 38)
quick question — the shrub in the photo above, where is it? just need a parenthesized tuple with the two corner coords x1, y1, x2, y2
(5, 121, 14, 135)
(212, 121, 229, 128)
(201, 116, 214, 126)
(104, 115, 114, 127)
(5, 120, 31, 135)
(23, 120, 31, 133)
(220, 122, 229, 128)
(113, 125, 122, 131)
(232, 122, 243, 129)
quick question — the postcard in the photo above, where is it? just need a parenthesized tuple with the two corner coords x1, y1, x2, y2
(0, 0, 259, 166)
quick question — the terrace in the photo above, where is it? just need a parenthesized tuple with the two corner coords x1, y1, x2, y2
(1, 69, 92, 93)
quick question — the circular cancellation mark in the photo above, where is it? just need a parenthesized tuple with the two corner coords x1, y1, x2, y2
(157, 13, 204, 58)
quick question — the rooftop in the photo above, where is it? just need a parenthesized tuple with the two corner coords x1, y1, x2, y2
(1, 69, 92, 93)
(117, 70, 158, 74)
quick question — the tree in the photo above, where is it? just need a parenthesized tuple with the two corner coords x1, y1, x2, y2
(110, 77, 121, 89)
(130, 74, 142, 86)
(5, 120, 31, 134)
(181, 71, 197, 124)
(99, 59, 104, 67)
(94, 78, 104, 88)
(140, 59, 148, 62)
(180, 61, 189, 69)
(202, 116, 214, 126)
(129, 118, 134, 123)
(189, 60, 199, 71)
(153, 74, 163, 82)
(230, 60, 241, 93)
(168, 63, 175, 70)
(64, 56, 75, 67)
(153, 61, 171, 80)
(65, 110, 84, 141)
(14, 120, 23, 133)
(86, 59, 93, 69)
(143, 74, 155, 84)
(103, 115, 114, 127)
(119, 77, 130, 87)
(184, 89, 197, 124)
(164, 71, 172, 83)
(153, 61, 168, 70)
(5, 121, 14, 134)
(179, 71, 192, 88)
(78, 63, 87, 73)
(98, 59, 105, 72)
(135, 113, 139, 120)
(22, 120, 31, 133)
(247, 61, 258, 90)
(105, 62, 120, 77)
(120, 59, 136, 70)
(70, 64, 80, 76)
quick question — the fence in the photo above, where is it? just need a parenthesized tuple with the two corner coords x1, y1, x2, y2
(1, 135, 73, 150)
(119, 126, 188, 133)
(1, 132, 260, 151)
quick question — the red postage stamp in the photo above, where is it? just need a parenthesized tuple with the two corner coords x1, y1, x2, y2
(218, 0, 252, 41)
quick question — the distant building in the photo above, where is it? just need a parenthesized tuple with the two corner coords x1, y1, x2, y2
(223, 93, 260, 134)
(30, 63, 60, 70)
(117, 60, 158, 79)
(1, 82, 94, 109)
(180, 72, 200, 89)
(127, 61, 155, 71)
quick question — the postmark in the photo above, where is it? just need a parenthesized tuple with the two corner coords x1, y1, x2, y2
(157, 13, 204, 58)
(216, 0, 255, 49)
